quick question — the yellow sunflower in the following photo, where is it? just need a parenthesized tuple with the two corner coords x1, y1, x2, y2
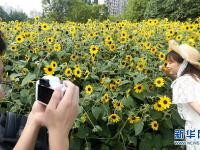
(43, 66, 55, 75)
(120, 36, 127, 44)
(101, 93, 109, 104)
(41, 22, 49, 31)
(70, 54, 78, 61)
(109, 44, 116, 52)
(10, 44, 17, 51)
(15, 35, 24, 43)
(154, 77, 165, 87)
(150, 47, 157, 55)
(74, 67, 82, 78)
(125, 55, 133, 62)
(133, 83, 144, 93)
(108, 114, 121, 123)
(158, 96, 172, 109)
(128, 116, 140, 124)
(54, 43, 61, 51)
(109, 83, 117, 91)
(34, 16, 40, 21)
(85, 85, 93, 95)
(47, 37, 54, 44)
(158, 52, 166, 61)
(113, 100, 124, 111)
(176, 35, 183, 41)
(65, 68, 72, 77)
(136, 62, 144, 72)
(89, 45, 99, 55)
(50, 61, 58, 69)
(153, 102, 164, 111)
(150, 121, 159, 131)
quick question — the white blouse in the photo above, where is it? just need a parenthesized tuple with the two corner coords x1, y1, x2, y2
(171, 74, 200, 122)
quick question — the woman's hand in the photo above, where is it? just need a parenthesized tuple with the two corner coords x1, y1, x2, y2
(14, 80, 79, 150)
(30, 80, 79, 134)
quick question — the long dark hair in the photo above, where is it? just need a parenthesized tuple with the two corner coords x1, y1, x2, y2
(0, 31, 6, 55)
(166, 51, 200, 80)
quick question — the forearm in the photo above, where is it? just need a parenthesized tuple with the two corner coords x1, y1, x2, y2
(13, 115, 40, 150)
(48, 130, 69, 150)
(189, 102, 200, 115)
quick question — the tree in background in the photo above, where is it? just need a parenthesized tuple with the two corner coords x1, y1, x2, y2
(9, 10, 28, 21)
(144, 0, 200, 21)
(42, 0, 70, 22)
(123, 0, 148, 21)
(42, 0, 108, 22)
(122, 0, 200, 21)
(0, 6, 28, 21)
(0, 6, 10, 21)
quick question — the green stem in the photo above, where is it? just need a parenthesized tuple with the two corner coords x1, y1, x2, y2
(82, 107, 95, 128)
(112, 119, 128, 139)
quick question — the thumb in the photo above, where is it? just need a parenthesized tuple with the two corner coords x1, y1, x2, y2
(47, 86, 62, 109)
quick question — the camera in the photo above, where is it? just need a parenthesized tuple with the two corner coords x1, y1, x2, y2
(35, 76, 66, 105)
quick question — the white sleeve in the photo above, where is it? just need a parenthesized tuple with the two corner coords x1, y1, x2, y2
(172, 76, 200, 104)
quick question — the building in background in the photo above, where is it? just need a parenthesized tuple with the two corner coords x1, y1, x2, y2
(104, 0, 128, 15)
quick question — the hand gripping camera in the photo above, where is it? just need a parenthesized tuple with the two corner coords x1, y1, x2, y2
(35, 76, 66, 105)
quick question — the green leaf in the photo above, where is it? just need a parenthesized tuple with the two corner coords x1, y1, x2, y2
(122, 96, 135, 108)
(134, 121, 144, 136)
(92, 106, 102, 120)
(77, 126, 90, 138)
(69, 137, 82, 150)
(152, 134, 162, 149)
(139, 133, 153, 150)
(100, 144, 109, 150)
(119, 80, 131, 86)
(21, 73, 36, 86)
(20, 89, 29, 97)
(150, 110, 163, 120)
(163, 119, 173, 129)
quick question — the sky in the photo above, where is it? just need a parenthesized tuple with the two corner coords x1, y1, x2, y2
(0, 0, 43, 17)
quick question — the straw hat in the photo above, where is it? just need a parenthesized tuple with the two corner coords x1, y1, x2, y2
(168, 40, 200, 70)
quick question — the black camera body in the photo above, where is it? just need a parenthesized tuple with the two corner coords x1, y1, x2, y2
(35, 76, 66, 105)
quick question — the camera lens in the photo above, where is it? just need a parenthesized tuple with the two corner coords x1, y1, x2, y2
(39, 78, 50, 87)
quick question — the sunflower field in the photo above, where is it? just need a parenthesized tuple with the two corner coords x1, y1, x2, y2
(0, 17, 200, 149)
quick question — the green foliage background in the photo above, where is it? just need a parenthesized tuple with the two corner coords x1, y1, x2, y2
(1, 17, 199, 149)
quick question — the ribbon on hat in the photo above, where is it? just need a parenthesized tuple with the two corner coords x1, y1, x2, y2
(177, 60, 188, 78)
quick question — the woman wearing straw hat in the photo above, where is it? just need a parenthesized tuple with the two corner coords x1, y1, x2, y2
(166, 40, 200, 149)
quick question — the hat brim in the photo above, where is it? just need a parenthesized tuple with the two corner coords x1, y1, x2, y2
(188, 60, 200, 70)
(169, 40, 200, 70)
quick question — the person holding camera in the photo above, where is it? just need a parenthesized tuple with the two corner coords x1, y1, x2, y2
(0, 32, 79, 150)
(13, 81, 79, 150)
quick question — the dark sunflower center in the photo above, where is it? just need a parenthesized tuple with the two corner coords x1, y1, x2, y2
(112, 116, 116, 119)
